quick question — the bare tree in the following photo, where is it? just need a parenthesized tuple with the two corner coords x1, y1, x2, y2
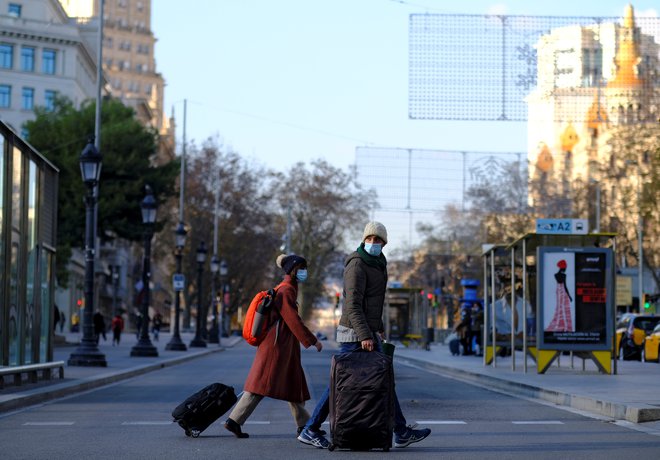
(269, 160, 377, 319)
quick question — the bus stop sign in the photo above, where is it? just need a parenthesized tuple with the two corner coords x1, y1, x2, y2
(536, 218, 588, 235)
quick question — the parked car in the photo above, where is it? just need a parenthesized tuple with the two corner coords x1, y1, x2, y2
(643, 323, 660, 362)
(616, 314, 660, 361)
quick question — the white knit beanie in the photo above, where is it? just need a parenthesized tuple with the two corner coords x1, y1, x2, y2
(362, 221, 388, 244)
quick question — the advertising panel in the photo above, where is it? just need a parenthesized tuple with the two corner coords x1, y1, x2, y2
(537, 247, 613, 351)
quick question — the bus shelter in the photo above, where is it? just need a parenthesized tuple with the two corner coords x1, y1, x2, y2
(481, 244, 515, 369)
(505, 232, 617, 374)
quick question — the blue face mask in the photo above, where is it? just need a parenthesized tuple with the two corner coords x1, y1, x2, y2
(296, 269, 308, 282)
(364, 243, 382, 257)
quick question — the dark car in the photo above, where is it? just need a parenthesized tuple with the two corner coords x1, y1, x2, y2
(616, 314, 660, 361)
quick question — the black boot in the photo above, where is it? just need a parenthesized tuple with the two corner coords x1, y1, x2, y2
(224, 418, 249, 438)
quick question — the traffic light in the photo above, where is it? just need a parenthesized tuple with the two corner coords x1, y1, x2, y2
(335, 292, 341, 309)
(643, 294, 651, 310)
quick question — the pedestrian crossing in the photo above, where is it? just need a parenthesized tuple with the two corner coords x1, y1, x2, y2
(21, 419, 565, 427)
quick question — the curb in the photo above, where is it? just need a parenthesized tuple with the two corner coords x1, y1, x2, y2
(395, 355, 660, 424)
(0, 347, 224, 414)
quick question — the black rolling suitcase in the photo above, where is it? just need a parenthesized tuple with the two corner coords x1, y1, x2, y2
(328, 350, 394, 452)
(172, 382, 238, 437)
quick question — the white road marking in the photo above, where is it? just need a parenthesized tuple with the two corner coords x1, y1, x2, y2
(24, 422, 75, 426)
(121, 421, 173, 425)
(244, 421, 270, 425)
(416, 420, 467, 424)
(512, 421, 564, 425)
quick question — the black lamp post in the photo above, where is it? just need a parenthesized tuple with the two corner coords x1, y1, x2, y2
(166, 221, 188, 351)
(208, 255, 220, 344)
(68, 138, 107, 367)
(219, 260, 228, 341)
(190, 241, 207, 348)
(130, 185, 159, 357)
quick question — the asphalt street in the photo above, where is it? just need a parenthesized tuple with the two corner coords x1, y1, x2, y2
(2, 341, 660, 459)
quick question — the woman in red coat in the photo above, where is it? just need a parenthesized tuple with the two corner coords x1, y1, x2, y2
(224, 254, 322, 438)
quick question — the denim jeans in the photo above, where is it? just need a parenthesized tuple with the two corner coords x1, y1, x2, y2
(304, 341, 407, 434)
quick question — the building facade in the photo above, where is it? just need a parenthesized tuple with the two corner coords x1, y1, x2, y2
(527, 5, 659, 185)
(61, 0, 175, 161)
(0, 0, 100, 136)
(0, 119, 59, 366)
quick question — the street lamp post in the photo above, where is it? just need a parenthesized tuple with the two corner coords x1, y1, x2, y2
(68, 138, 107, 367)
(190, 242, 207, 348)
(166, 222, 188, 351)
(130, 186, 159, 357)
(219, 260, 228, 339)
(208, 255, 220, 344)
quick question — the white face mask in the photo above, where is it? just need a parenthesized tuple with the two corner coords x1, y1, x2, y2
(364, 243, 382, 256)
(296, 269, 308, 282)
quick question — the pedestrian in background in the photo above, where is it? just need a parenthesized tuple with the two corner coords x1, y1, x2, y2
(152, 312, 162, 341)
(59, 312, 66, 333)
(298, 222, 431, 449)
(112, 313, 124, 346)
(224, 254, 322, 439)
(53, 305, 60, 332)
(93, 311, 106, 344)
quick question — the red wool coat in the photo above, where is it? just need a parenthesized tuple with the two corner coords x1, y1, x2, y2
(243, 275, 318, 402)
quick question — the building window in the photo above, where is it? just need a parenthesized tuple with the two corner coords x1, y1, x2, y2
(44, 90, 56, 111)
(21, 46, 35, 72)
(0, 85, 11, 108)
(144, 83, 152, 95)
(42, 49, 56, 75)
(1, 43, 14, 69)
(8, 3, 21, 17)
(21, 87, 34, 110)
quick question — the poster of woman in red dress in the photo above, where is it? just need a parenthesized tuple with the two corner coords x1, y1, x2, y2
(542, 253, 575, 333)
(546, 259, 574, 332)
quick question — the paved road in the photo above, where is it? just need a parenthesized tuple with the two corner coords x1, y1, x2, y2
(2, 342, 660, 459)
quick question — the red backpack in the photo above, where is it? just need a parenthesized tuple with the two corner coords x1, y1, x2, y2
(243, 286, 280, 346)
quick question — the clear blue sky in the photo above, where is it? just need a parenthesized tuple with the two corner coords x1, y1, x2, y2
(152, 1, 659, 173)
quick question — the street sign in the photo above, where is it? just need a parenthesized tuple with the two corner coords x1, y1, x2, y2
(615, 276, 632, 306)
(173, 273, 185, 291)
(536, 218, 588, 235)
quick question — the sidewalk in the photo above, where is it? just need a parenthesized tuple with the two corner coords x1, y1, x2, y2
(0, 330, 242, 414)
(394, 341, 660, 424)
(3, 333, 659, 428)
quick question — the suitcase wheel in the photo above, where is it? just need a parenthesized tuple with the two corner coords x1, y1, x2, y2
(184, 429, 192, 437)
(190, 429, 201, 438)
(328, 444, 335, 452)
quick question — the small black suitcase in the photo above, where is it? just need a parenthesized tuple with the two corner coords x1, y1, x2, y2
(172, 382, 237, 437)
(328, 350, 394, 452)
